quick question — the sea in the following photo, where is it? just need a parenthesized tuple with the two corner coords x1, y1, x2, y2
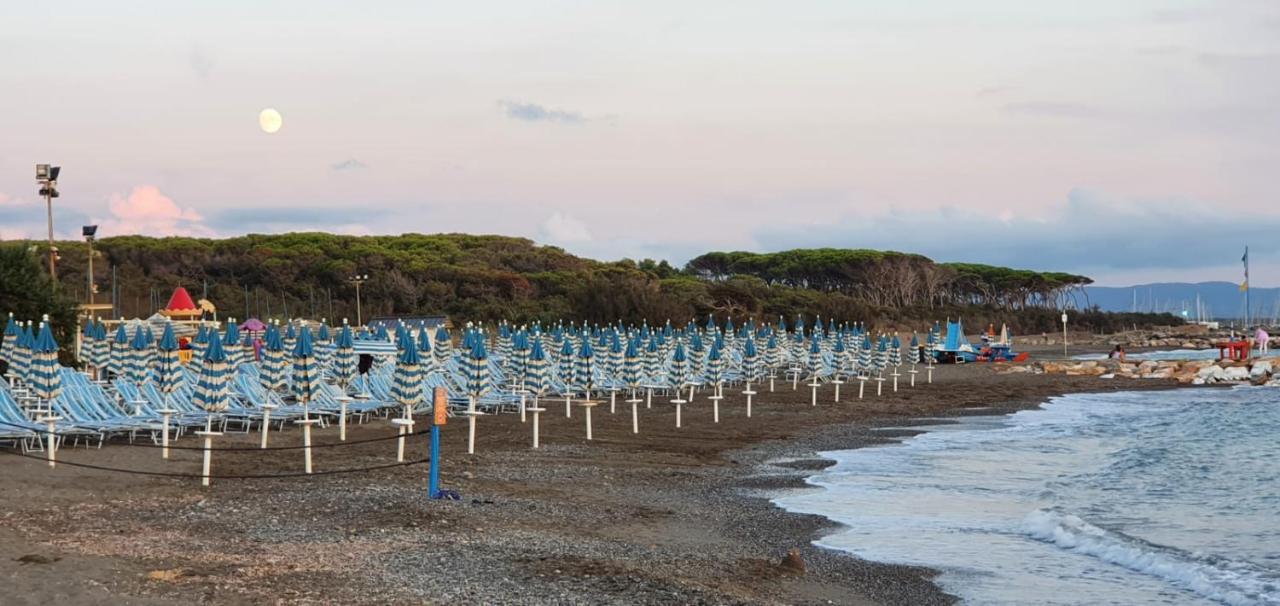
(774, 387, 1280, 605)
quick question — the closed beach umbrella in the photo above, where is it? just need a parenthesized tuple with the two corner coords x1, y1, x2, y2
(332, 320, 357, 391)
(857, 335, 873, 376)
(129, 325, 152, 385)
(624, 338, 642, 393)
(156, 321, 185, 397)
(643, 336, 661, 384)
(889, 334, 902, 368)
(260, 324, 287, 392)
(29, 319, 62, 401)
(110, 322, 129, 378)
(688, 333, 705, 382)
(558, 339, 576, 391)
(525, 339, 548, 398)
(909, 334, 922, 364)
(191, 323, 210, 362)
(807, 336, 823, 376)
(669, 342, 688, 389)
(389, 338, 424, 413)
(291, 326, 324, 414)
(315, 322, 332, 368)
(0, 313, 18, 366)
(875, 336, 888, 375)
(91, 319, 109, 372)
(192, 330, 233, 419)
(706, 344, 724, 387)
(283, 322, 297, 353)
(223, 321, 243, 369)
(467, 340, 489, 399)
(742, 337, 759, 383)
(607, 332, 623, 382)
(576, 338, 595, 397)
(416, 327, 434, 373)
(832, 336, 847, 379)
(433, 326, 452, 367)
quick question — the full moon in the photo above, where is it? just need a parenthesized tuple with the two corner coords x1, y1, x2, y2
(258, 108, 283, 134)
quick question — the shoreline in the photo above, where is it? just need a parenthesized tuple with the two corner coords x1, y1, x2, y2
(2, 367, 1188, 605)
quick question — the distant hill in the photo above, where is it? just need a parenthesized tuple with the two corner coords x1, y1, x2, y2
(1085, 282, 1280, 320)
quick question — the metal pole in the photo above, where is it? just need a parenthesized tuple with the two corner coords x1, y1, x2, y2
(429, 424, 441, 497)
(355, 281, 363, 327)
(46, 191, 56, 280)
(86, 237, 94, 305)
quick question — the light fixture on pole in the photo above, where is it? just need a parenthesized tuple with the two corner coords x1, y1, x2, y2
(347, 274, 369, 327)
(83, 225, 98, 305)
(36, 164, 61, 280)
(1061, 311, 1069, 357)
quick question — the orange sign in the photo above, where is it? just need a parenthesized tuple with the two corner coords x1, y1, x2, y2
(433, 387, 447, 426)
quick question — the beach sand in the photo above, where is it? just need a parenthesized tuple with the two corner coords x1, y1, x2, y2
(1, 364, 1180, 605)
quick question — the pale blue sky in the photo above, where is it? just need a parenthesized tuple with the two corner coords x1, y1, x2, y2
(1, 1, 1277, 285)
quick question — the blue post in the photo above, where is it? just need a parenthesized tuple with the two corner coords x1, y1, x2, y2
(428, 424, 441, 498)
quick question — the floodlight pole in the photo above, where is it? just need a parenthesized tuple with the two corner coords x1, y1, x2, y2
(348, 274, 369, 327)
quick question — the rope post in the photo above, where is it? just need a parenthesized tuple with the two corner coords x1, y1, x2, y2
(194, 429, 222, 486)
(336, 396, 351, 441)
(157, 408, 176, 460)
(260, 403, 276, 449)
(429, 387, 446, 497)
(42, 416, 61, 468)
(295, 419, 321, 473)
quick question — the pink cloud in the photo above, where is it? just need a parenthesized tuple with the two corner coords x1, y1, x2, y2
(97, 186, 214, 237)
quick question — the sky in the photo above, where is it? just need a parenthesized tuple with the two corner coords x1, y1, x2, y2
(1, 0, 1278, 286)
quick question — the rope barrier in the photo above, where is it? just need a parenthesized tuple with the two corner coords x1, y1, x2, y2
(0, 448, 428, 479)
(0, 419, 430, 451)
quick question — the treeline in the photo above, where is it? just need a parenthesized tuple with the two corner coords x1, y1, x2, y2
(685, 249, 1093, 309)
(17, 234, 1178, 337)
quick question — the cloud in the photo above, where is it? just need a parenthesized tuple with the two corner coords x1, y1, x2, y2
(539, 212, 592, 243)
(497, 100, 586, 124)
(753, 188, 1280, 281)
(1197, 52, 1280, 71)
(330, 159, 368, 171)
(189, 46, 213, 80)
(97, 186, 213, 237)
(976, 86, 1014, 97)
(0, 192, 14, 206)
(1002, 101, 1109, 119)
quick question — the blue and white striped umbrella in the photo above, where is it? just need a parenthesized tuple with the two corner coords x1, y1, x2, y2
(909, 334, 922, 364)
(191, 323, 210, 362)
(807, 337, 823, 376)
(11, 323, 34, 383)
(688, 333, 705, 381)
(389, 337, 424, 409)
(291, 326, 324, 407)
(558, 338, 576, 390)
(606, 333, 623, 381)
(467, 340, 489, 399)
(832, 337, 847, 379)
(705, 344, 724, 387)
(109, 322, 129, 378)
(433, 326, 452, 367)
(742, 337, 759, 383)
(332, 320, 357, 390)
(764, 334, 780, 374)
(223, 321, 243, 369)
(129, 325, 152, 385)
(260, 324, 288, 392)
(416, 327, 434, 373)
(623, 338, 642, 391)
(643, 336, 661, 383)
(192, 330, 232, 413)
(524, 339, 547, 396)
(874, 336, 888, 375)
(669, 342, 688, 388)
(29, 320, 62, 401)
(857, 335, 873, 377)
(89, 319, 108, 371)
(156, 322, 185, 395)
(889, 334, 902, 367)
(576, 338, 595, 395)
(0, 313, 18, 365)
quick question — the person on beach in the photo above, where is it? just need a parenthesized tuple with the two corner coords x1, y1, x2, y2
(1256, 328, 1270, 354)
(1109, 345, 1126, 362)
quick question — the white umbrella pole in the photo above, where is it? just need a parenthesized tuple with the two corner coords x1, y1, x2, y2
(520, 392, 527, 423)
(564, 394, 572, 418)
(260, 404, 275, 449)
(468, 395, 478, 454)
(43, 415, 60, 468)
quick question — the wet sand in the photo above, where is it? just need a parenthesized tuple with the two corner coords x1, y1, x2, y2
(1, 365, 1181, 605)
